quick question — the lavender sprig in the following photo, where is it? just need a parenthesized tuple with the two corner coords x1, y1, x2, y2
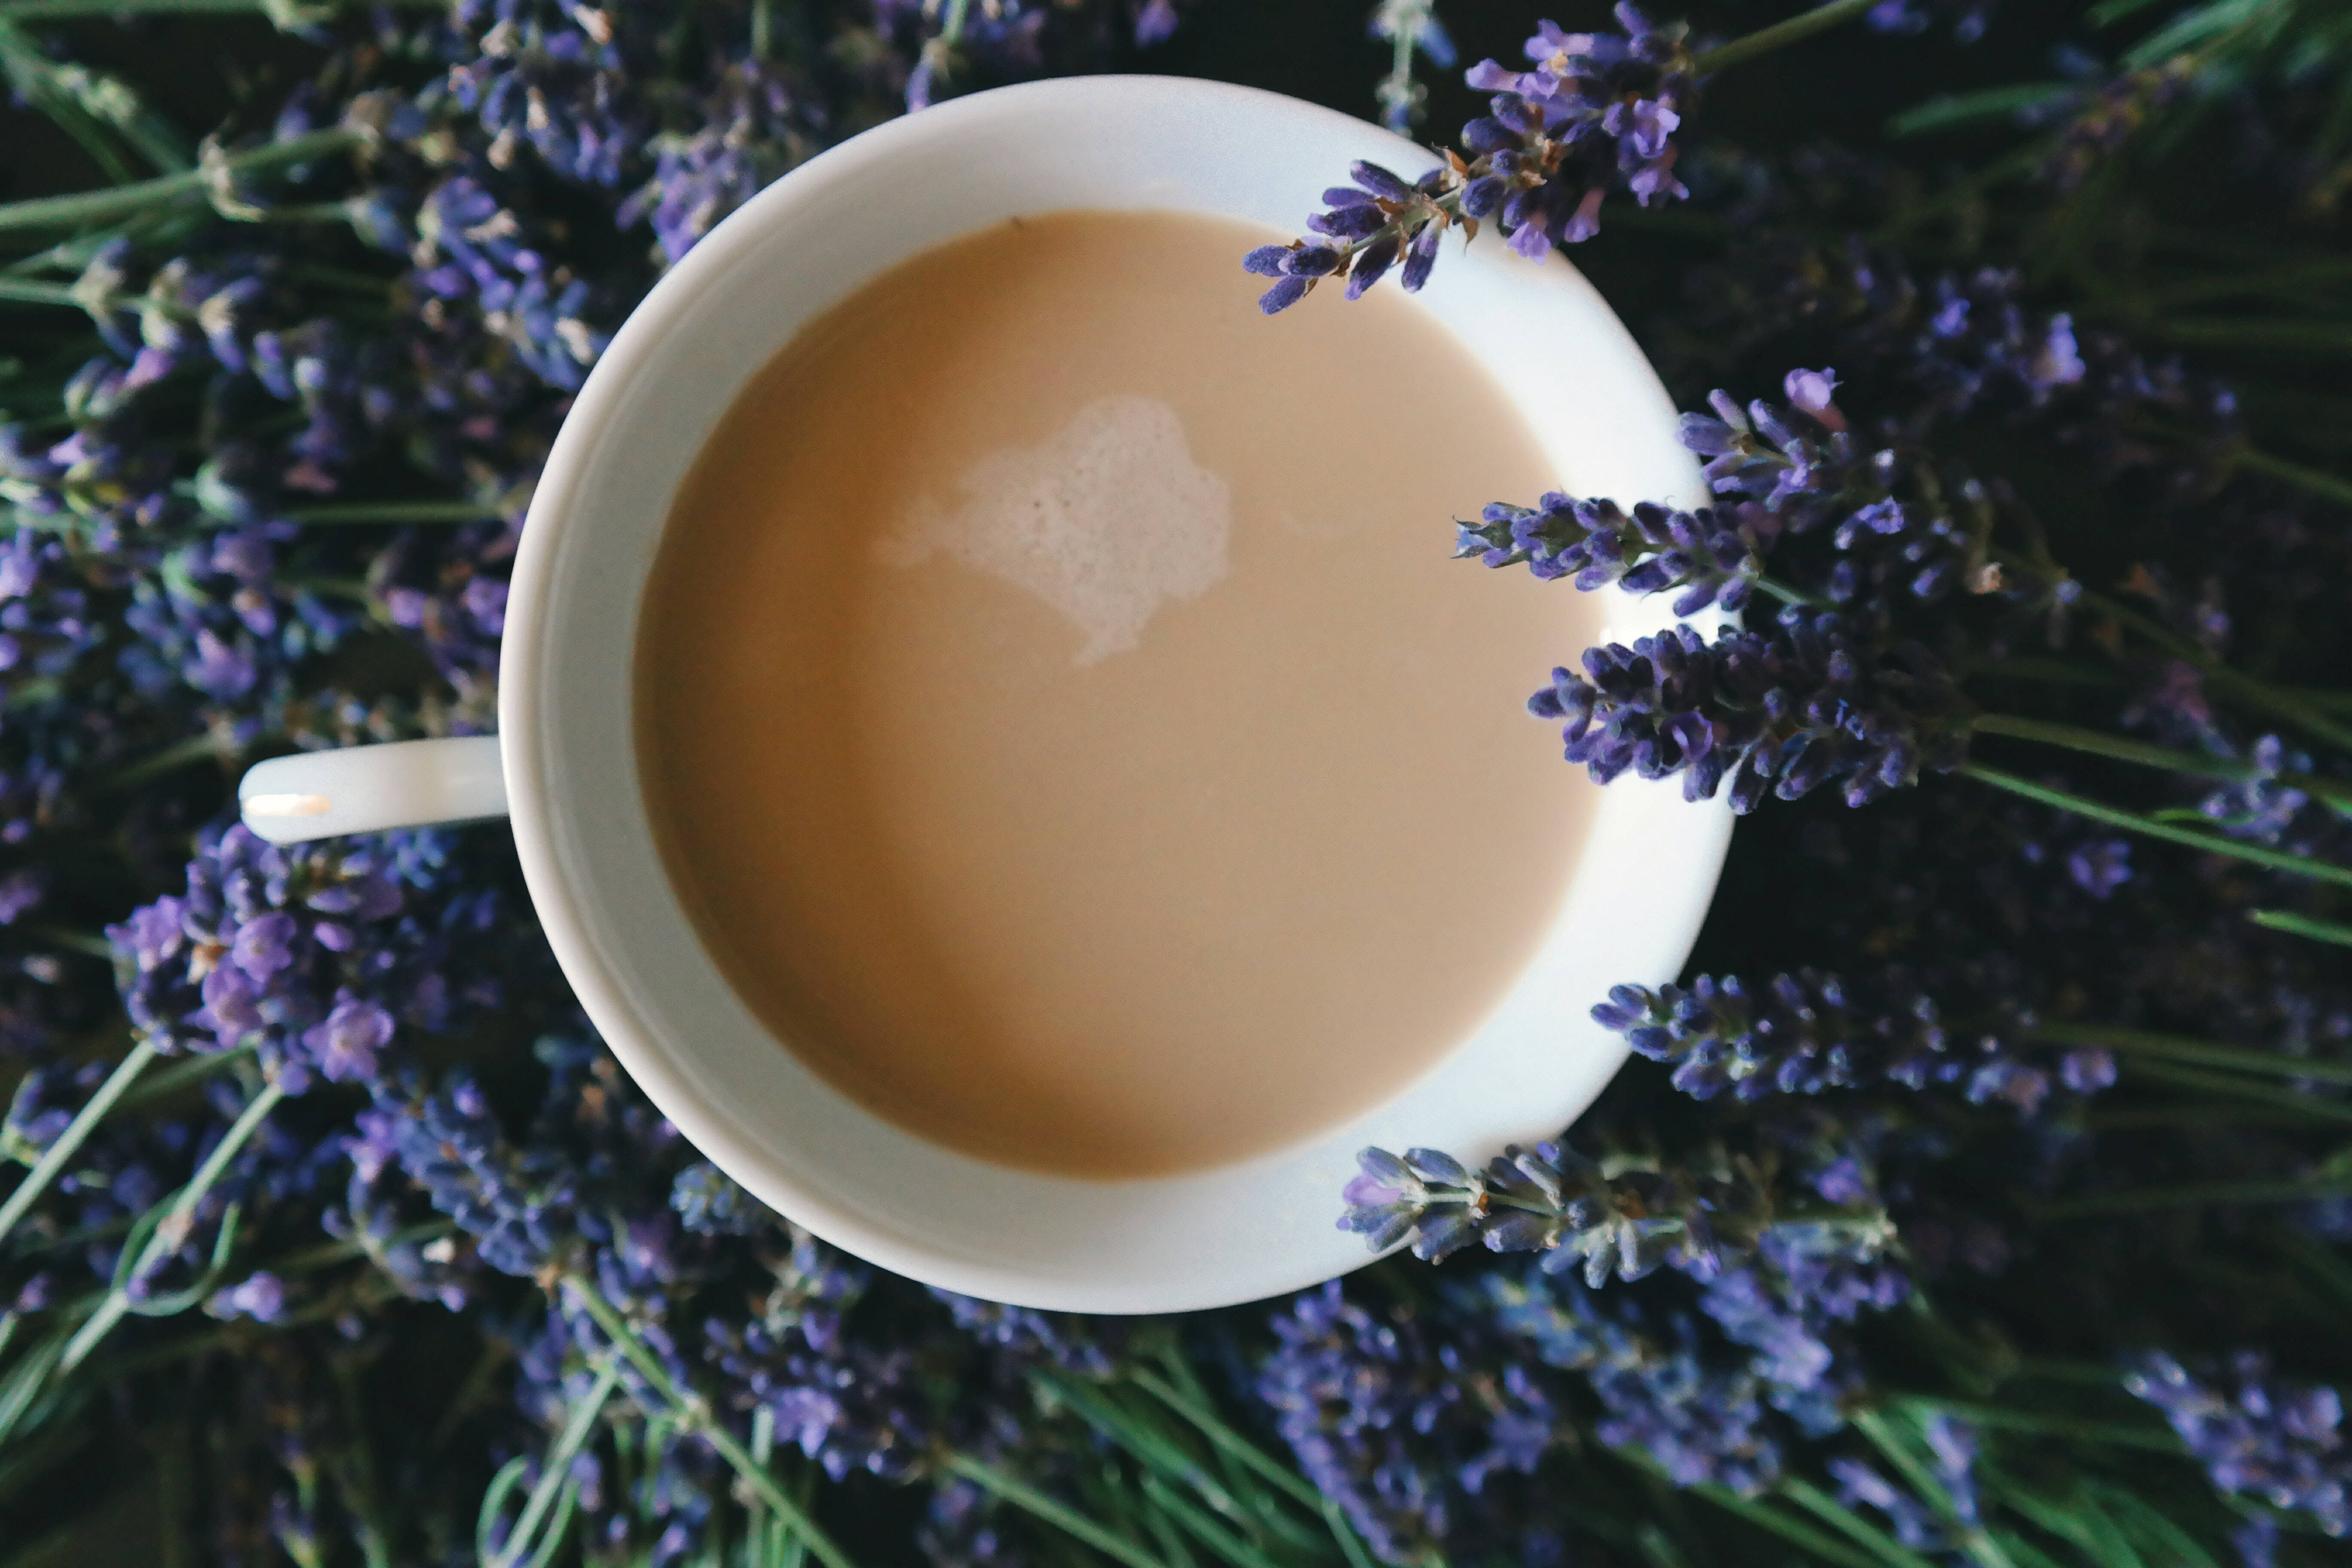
(1245, 6, 1694, 311)
(1455, 492, 1772, 614)
(1591, 969, 2117, 1111)
(1338, 1136, 1897, 1290)
(1528, 605, 1974, 811)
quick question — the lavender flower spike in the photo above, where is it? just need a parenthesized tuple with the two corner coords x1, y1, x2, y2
(1248, 7, 1694, 309)
(1590, 969, 2110, 1113)
(1455, 491, 1773, 614)
(1341, 1138, 1782, 1286)
(1528, 606, 1974, 811)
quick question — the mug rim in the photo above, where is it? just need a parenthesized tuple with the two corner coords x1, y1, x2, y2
(502, 74, 1732, 1311)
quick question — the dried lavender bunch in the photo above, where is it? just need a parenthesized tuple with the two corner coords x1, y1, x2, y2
(1528, 605, 1974, 811)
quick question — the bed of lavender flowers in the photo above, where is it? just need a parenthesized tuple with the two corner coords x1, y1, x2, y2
(1, 0, 2349, 1564)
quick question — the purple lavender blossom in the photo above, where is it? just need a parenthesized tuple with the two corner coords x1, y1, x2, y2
(107, 825, 499, 1093)
(1589, 968, 2110, 1112)
(2125, 1352, 2350, 1539)
(1528, 606, 1974, 811)
(207, 1270, 290, 1323)
(1455, 492, 1771, 614)
(1257, 1281, 1568, 1565)
(1341, 1136, 1789, 1285)
(1250, 7, 1693, 310)
(1479, 1269, 1784, 1493)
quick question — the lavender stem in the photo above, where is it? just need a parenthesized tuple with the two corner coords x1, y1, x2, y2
(0, 1038, 159, 1246)
(58, 1075, 288, 1374)
(493, 1358, 622, 1568)
(1960, 764, 2352, 891)
(1690, 0, 1885, 76)
(2030, 1022, 2352, 1085)
(0, 127, 355, 233)
(2248, 909, 2352, 948)
(557, 1274, 857, 1568)
(1970, 712, 2352, 810)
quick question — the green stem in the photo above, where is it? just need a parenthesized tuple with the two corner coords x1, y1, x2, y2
(0, 280, 81, 309)
(1691, 0, 1881, 74)
(1959, 764, 2352, 891)
(0, 1039, 158, 1244)
(284, 500, 500, 525)
(1780, 1477, 1945, 1568)
(1687, 1484, 1886, 1568)
(1137, 1474, 1284, 1568)
(2234, 447, 2352, 509)
(2119, 1058, 2352, 1125)
(1894, 1397, 2179, 1453)
(495, 1358, 622, 1568)
(2250, 909, 2352, 948)
(0, 0, 438, 18)
(2034, 1174, 2352, 1220)
(941, 1452, 1172, 1568)
(1126, 1368, 1328, 1515)
(56, 1077, 287, 1373)
(95, 730, 232, 793)
(1850, 1411, 2019, 1568)
(2032, 1021, 2352, 1086)
(557, 1276, 856, 1568)
(0, 128, 357, 233)
(1969, 713, 2352, 811)
(1755, 574, 1829, 608)
(118, 1043, 253, 1109)
(2075, 587, 2352, 752)
(18, 923, 113, 960)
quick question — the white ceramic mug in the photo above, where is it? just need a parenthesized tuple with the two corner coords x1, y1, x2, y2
(237, 76, 1730, 1313)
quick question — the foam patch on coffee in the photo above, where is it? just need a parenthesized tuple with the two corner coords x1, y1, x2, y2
(880, 395, 1232, 665)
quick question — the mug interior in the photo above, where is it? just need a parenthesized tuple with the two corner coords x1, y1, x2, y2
(503, 75, 1730, 1312)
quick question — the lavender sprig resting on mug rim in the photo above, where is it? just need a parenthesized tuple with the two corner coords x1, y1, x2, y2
(1455, 492, 1774, 615)
(1243, 6, 1694, 312)
(1338, 1138, 1893, 1289)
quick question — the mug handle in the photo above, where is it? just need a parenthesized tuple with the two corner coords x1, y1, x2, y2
(237, 736, 508, 845)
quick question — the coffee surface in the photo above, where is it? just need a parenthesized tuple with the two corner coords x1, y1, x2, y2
(637, 209, 1597, 1177)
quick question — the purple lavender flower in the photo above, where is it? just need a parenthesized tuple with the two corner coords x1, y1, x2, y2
(1341, 1136, 1785, 1285)
(1250, 7, 1693, 310)
(1867, 0, 1994, 41)
(1257, 1280, 1568, 1564)
(107, 824, 500, 1093)
(2125, 1352, 2350, 1538)
(1528, 606, 1974, 811)
(1455, 492, 1771, 614)
(616, 58, 819, 265)
(1479, 1269, 1784, 1493)
(1589, 968, 2109, 1112)
(931, 1289, 1121, 1376)
(444, 0, 646, 185)
(207, 1270, 290, 1323)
